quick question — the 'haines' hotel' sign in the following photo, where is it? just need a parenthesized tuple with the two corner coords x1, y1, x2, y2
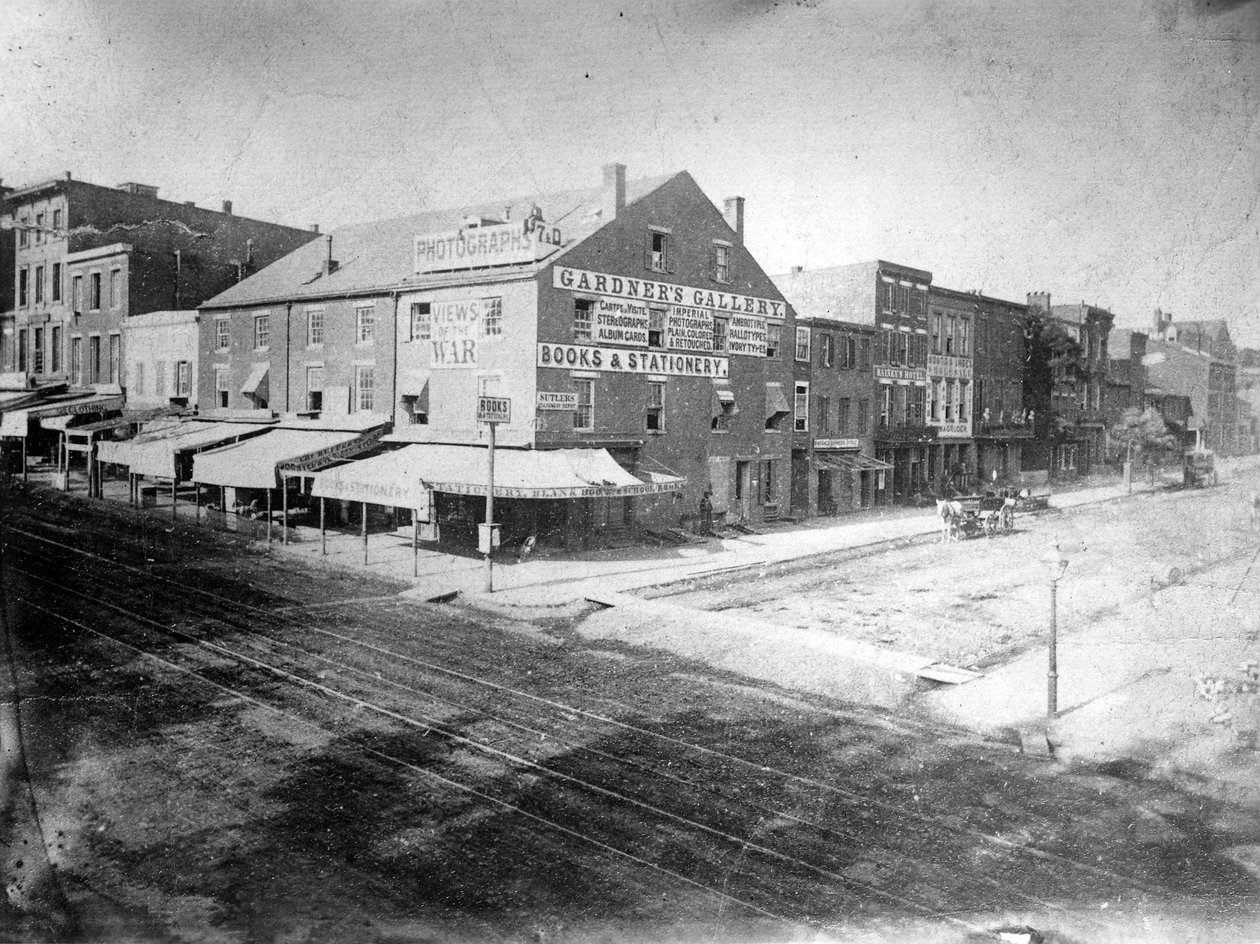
(415, 218, 563, 274)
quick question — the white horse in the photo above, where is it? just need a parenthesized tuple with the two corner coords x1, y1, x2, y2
(936, 499, 964, 544)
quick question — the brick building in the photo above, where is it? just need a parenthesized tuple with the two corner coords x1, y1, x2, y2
(923, 286, 978, 493)
(1148, 313, 1239, 455)
(1024, 294, 1113, 477)
(776, 260, 935, 504)
(199, 165, 796, 550)
(1, 173, 318, 389)
(787, 318, 880, 515)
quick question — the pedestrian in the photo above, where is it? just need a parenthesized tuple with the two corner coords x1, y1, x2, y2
(699, 491, 714, 535)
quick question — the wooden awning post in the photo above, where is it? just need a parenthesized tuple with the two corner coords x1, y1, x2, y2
(21, 437, 27, 482)
(267, 488, 273, 543)
(361, 501, 368, 565)
(282, 475, 290, 546)
(195, 484, 201, 522)
(172, 478, 178, 520)
(320, 497, 326, 556)
(413, 509, 419, 577)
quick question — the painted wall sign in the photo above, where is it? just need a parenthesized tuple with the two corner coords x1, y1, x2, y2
(933, 421, 972, 438)
(814, 438, 861, 450)
(728, 314, 768, 357)
(666, 305, 713, 352)
(537, 391, 578, 411)
(538, 343, 728, 379)
(593, 297, 650, 347)
(553, 266, 785, 319)
(278, 429, 384, 474)
(426, 298, 482, 369)
(414, 220, 561, 274)
(927, 354, 973, 379)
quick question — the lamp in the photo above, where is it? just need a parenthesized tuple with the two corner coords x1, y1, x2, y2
(1041, 543, 1069, 716)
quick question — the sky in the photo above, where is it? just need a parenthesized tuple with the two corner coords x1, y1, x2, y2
(2, 0, 1258, 345)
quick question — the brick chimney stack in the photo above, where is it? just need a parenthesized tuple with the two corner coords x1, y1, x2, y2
(723, 197, 745, 242)
(602, 163, 626, 220)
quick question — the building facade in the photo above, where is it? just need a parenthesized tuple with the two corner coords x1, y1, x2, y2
(1148, 312, 1238, 455)
(776, 260, 935, 504)
(924, 286, 979, 493)
(121, 310, 201, 411)
(966, 290, 1031, 484)
(1, 174, 318, 391)
(200, 165, 797, 549)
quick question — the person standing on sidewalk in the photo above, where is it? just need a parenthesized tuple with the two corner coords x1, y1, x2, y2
(699, 492, 714, 535)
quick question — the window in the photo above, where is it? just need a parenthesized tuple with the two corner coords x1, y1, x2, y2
(355, 366, 375, 412)
(573, 298, 593, 340)
(215, 318, 230, 352)
(932, 313, 941, 354)
(880, 279, 893, 313)
(306, 366, 324, 412)
(89, 272, 101, 310)
(646, 229, 669, 272)
(409, 302, 430, 341)
(838, 398, 850, 434)
(858, 398, 869, 433)
(794, 326, 810, 362)
(88, 336, 102, 383)
(646, 381, 665, 431)
(305, 308, 324, 346)
(18, 268, 28, 307)
(72, 275, 83, 312)
(838, 335, 855, 369)
(909, 385, 925, 424)
(175, 360, 191, 397)
(712, 316, 728, 353)
(794, 382, 809, 432)
(32, 328, 43, 373)
(817, 395, 831, 434)
(34, 265, 44, 304)
(879, 385, 892, 429)
(944, 380, 955, 421)
(648, 308, 665, 348)
(34, 213, 44, 244)
(51, 263, 61, 302)
(482, 296, 502, 338)
(766, 323, 781, 359)
(17, 217, 28, 247)
(819, 333, 834, 367)
(215, 366, 230, 408)
(254, 314, 270, 350)
(573, 379, 594, 431)
(712, 394, 735, 432)
(356, 306, 375, 344)
(959, 318, 969, 356)
(154, 361, 166, 396)
(109, 334, 120, 383)
(761, 459, 776, 504)
(959, 380, 970, 422)
(945, 316, 956, 355)
(110, 269, 121, 308)
(858, 336, 871, 371)
(713, 242, 731, 283)
(132, 362, 144, 395)
(70, 337, 82, 385)
(16, 330, 26, 372)
(52, 209, 62, 234)
(51, 326, 61, 373)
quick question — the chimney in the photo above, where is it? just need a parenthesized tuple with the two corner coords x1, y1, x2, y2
(323, 234, 338, 275)
(245, 238, 254, 266)
(183, 201, 195, 207)
(1026, 291, 1050, 313)
(221, 199, 233, 215)
(722, 197, 745, 242)
(602, 163, 626, 220)
(309, 223, 320, 234)
(65, 171, 72, 181)
(790, 265, 804, 275)
(503, 205, 512, 221)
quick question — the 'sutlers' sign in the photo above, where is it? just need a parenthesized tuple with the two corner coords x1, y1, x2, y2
(554, 267, 785, 319)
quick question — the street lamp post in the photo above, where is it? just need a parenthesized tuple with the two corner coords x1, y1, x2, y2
(1042, 543, 1070, 717)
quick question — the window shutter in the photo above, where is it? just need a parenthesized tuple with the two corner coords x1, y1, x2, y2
(644, 232, 653, 270)
(709, 244, 718, 282)
(665, 234, 676, 273)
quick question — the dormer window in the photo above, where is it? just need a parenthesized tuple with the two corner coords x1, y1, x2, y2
(645, 228, 670, 273)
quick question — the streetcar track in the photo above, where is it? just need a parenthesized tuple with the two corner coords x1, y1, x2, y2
(0, 520, 1182, 902)
(6, 580, 1024, 928)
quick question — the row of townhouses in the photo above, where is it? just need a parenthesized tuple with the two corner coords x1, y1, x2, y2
(2, 165, 1255, 552)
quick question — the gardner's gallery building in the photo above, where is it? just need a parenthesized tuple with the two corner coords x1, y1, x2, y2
(197, 164, 797, 549)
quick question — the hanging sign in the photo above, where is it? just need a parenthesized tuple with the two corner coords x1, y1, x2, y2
(477, 396, 511, 424)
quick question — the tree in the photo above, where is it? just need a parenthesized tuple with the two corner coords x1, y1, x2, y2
(1024, 312, 1088, 440)
(1109, 406, 1178, 487)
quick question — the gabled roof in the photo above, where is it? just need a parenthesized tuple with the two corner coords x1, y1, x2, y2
(202, 173, 679, 309)
(1169, 319, 1233, 358)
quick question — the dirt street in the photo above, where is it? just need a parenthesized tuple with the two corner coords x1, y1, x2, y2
(1, 482, 1257, 942)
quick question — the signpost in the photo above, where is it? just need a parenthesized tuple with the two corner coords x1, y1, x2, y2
(476, 396, 511, 592)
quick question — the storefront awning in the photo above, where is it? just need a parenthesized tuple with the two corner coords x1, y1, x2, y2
(0, 393, 127, 438)
(313, 444, 685, 502)
(99, 421, 273, 480)
(241, 363, 269, 396)
(765, 382, 790, 421)
(193, 427, 375, 489)
(815, 453, 894, 473)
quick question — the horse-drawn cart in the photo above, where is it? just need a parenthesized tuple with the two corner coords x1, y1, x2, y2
(938, 493, 1016, 541)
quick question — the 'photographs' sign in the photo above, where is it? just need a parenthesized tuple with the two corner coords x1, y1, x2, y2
(538, 343, 728, 379)
(593, 298, 650, 346)
(428, 299, 482, 369)
(554, 266, 785, 320)
(666, 305, 713, 352)
(728, 314, 768, 357)
(415, 220, 562, 274)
